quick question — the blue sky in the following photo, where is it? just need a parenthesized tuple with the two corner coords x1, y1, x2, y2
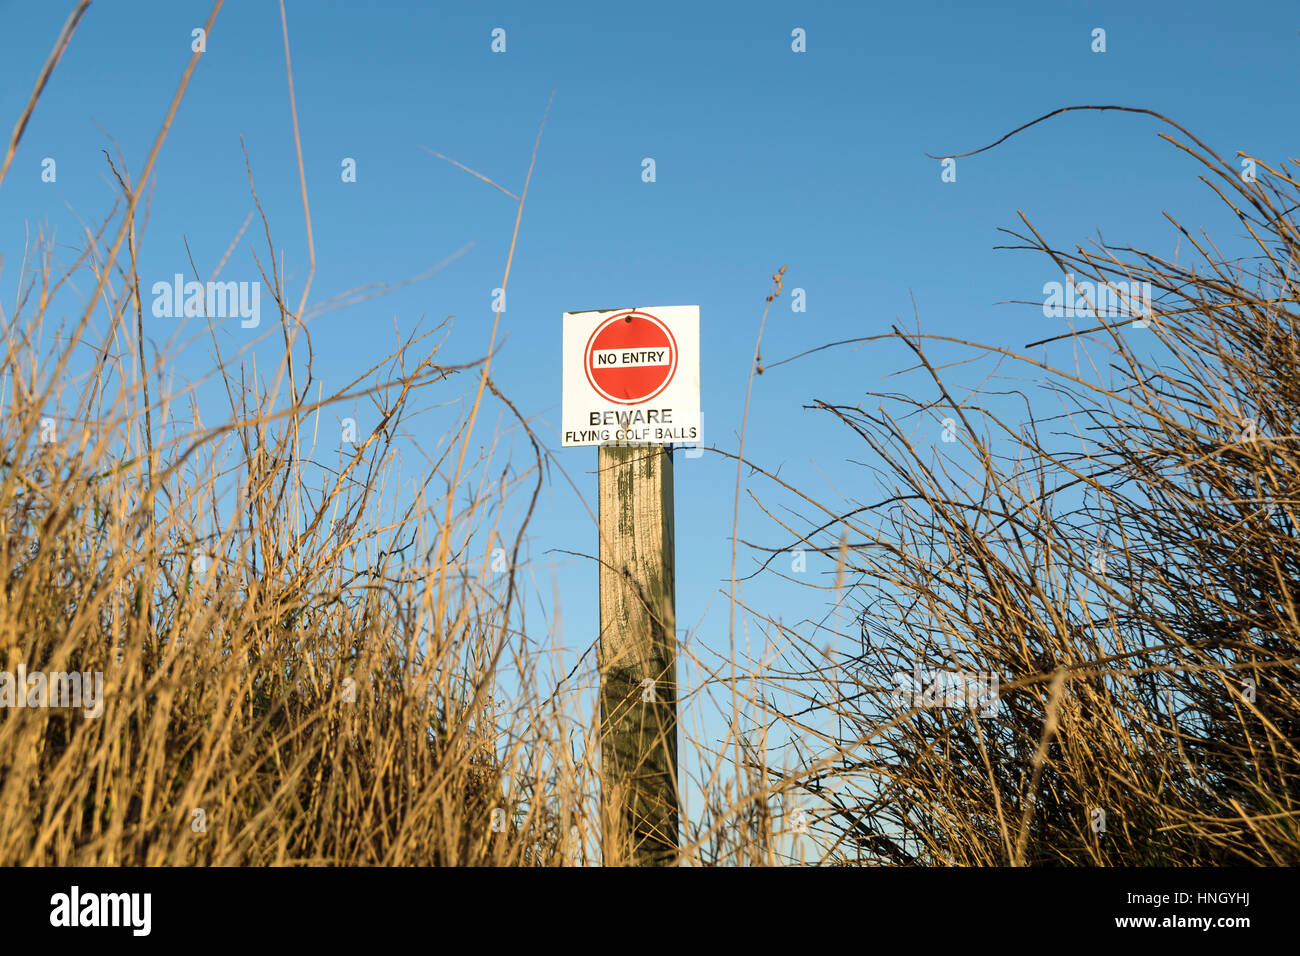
(3, 0, 1298, 851)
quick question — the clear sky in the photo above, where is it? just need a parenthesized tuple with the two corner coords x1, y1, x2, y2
(4, 0, 1298, 853)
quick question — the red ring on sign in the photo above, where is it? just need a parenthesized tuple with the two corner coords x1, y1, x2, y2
(583, 310, 678, 405)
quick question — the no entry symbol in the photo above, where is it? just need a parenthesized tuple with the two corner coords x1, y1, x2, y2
(584, 310, 678, 404)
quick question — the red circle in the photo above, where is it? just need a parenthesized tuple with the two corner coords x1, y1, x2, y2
(584, 311, 678, 404)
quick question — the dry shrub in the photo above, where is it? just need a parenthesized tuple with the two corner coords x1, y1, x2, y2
(752, 111, 1300, 865)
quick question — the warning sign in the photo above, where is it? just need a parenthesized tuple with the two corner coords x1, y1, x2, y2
(563, 306, 700, 447)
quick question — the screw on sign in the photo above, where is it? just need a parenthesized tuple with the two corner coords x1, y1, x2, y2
(584, 310, 678, 405)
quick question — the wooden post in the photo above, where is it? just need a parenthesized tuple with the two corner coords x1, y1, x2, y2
(598, 443, 678, 865)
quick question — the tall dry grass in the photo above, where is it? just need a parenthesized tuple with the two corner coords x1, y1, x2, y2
(744, 109, 1300, 865)
(0, 0, 603, 867)
(0, 156, 609, 864)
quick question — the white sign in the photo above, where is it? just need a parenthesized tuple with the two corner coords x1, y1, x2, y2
(562, 306, 700, 447)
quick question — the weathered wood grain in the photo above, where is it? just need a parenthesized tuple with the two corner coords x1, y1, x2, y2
(597, 444, 678, 865)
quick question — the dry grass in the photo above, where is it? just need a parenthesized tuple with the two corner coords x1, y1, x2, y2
(0, 0, 597, 867)
(0, 163, 603, 864)
(744, 110, 1300, 866)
